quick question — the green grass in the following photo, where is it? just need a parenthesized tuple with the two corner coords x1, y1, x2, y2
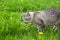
(0, 0, 60, 40)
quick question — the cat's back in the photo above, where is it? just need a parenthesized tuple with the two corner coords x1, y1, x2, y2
(34, 8, 60, 25)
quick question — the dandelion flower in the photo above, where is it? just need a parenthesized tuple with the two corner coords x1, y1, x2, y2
(38, 32, 43, 35)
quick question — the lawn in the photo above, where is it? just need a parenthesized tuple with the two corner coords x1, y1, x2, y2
(0, 0, 60, 40)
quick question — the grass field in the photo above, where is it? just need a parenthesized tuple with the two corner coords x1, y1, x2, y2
(0, 0, 60, 40)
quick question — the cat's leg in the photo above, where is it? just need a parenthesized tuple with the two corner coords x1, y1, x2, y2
(37, 25, 45, 32)
(53, 25, 58, 31)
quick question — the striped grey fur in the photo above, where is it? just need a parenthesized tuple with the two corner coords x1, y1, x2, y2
(22, 8, 60, 32)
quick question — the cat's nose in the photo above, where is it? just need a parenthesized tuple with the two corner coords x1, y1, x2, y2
(25, 19, 28, 20)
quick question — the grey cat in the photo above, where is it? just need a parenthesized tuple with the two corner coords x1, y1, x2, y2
(22, 8, 60, 32)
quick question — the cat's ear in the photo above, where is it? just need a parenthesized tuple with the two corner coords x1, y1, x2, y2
(27, 12, 30, 16)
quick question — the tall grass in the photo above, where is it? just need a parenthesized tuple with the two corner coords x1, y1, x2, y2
(0, 0, 60, 40)
(0, 0, 60, 12)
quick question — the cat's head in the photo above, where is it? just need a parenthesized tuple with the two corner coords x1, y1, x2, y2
(22, 12, 33, 23)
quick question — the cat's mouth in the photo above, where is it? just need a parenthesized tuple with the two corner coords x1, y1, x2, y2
(23, 21, 29, 24)
(24, 22, 28, 24)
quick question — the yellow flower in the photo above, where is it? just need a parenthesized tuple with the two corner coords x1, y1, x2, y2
(38, 32, 43, 35)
